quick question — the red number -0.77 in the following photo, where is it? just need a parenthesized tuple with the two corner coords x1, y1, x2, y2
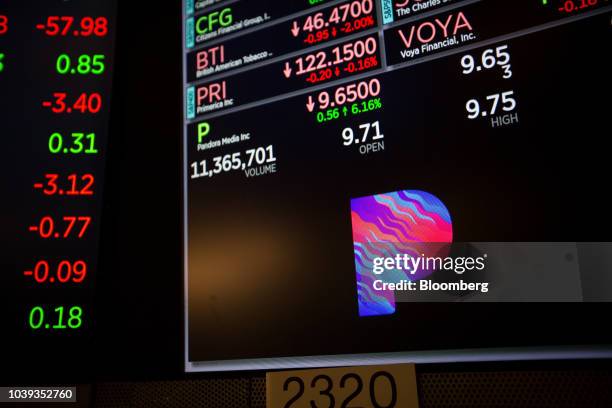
(29, 216, 92, 239)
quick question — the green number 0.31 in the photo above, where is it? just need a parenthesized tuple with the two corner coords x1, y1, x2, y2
(48, 132, 98, 154)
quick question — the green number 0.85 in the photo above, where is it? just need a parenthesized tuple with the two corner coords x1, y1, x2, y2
(56, 54, 105, 75)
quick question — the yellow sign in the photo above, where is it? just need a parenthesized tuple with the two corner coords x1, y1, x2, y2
(266, 363, 419, 408)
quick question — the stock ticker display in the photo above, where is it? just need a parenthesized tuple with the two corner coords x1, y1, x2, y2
(0, 0, 611, 380)
(183, 0, 611, 369)
(0, 1, 117, 374)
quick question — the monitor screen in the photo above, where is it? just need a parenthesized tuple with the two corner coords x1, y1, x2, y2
(1, 0, 117, 376)
(182, 0, 612, 371)
(1, 0, 610, 383)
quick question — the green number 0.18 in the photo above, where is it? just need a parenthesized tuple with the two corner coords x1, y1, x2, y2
(28, 306, 83, 330)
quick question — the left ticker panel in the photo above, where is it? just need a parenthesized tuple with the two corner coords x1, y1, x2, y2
(0, 0, 117, 375)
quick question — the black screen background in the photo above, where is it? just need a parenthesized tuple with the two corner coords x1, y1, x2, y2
(185, 13, 612, 363)
(1, 2, 610, 383)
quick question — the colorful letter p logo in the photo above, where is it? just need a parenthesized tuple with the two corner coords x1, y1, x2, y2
(351, 190, 453, 316)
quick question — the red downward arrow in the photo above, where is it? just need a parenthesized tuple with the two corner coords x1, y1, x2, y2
(283, 62, 292, 78)
(291, 21, 300, 37)
(306, 96, 315, 112)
